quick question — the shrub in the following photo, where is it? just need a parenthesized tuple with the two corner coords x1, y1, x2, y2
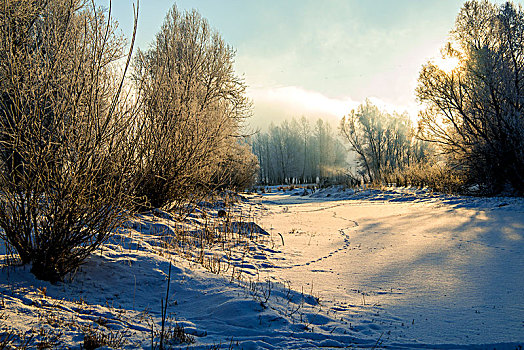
(0, 0, 139, 282)
(384, 162, 467, 194)
(213, 142, 260, 192)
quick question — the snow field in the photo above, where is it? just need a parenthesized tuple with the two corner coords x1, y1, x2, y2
(254, 187, 524, 348)
(0, 187, 523, 349)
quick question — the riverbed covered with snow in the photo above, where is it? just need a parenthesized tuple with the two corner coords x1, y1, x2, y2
(1, 187, 522, 349)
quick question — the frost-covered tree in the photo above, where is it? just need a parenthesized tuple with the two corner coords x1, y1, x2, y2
(417, 0, 524, 194)
(214, 141, 259, 191)
(252, 117, 347, 184)
(132, 5, 253, 209)
(340, 100, 429, 183)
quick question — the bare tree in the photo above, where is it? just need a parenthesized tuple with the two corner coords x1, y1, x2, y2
(297, 116, 311, 182)
(251, 117, 347, 185)
(340, 100, 428, 183)
(0, 0, 139, 282)
(417, 0, 524, 194)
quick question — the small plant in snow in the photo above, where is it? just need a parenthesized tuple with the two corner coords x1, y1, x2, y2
(82, 328, 126, 350)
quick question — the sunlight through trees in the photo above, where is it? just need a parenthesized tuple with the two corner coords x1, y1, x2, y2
(417, 0, 524, 194)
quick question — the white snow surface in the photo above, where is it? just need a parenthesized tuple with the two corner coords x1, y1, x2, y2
(1, 186, 523, 349)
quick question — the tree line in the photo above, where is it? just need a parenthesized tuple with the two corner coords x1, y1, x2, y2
(251, 117, 347, 185)
(249, 103, 432, 187)
(339, 100, 431, 184)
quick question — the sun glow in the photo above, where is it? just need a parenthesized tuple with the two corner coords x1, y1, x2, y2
(434, 56, 460, 73)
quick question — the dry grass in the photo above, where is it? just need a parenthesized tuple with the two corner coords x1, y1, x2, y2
(382, 163, 467, 194)
(82, 327, 126, 350)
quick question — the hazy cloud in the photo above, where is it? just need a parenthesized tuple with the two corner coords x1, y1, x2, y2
(246, 86, 420, 130)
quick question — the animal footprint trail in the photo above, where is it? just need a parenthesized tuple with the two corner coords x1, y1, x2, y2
(256, 205, 361, 270)
(278, 225, 355, 269)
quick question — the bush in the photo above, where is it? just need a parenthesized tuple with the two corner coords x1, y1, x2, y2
(0, 1, 139, 282)
(384, 162, 466, 194)
(213, 142, 260, 192)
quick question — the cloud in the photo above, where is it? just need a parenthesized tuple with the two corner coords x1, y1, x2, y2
(252, 86, 359, 117)
(246, 86, 422, 130)
(246, 86, 360, 130)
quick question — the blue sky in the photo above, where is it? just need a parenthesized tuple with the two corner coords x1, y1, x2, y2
(100, 0, 519, 128)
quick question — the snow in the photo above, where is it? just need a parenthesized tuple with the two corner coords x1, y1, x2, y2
(1, 187, 523, 349)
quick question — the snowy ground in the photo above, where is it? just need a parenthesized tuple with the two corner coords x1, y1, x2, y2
(1, 187, 523, 349)
(254, 187, 524, 348)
